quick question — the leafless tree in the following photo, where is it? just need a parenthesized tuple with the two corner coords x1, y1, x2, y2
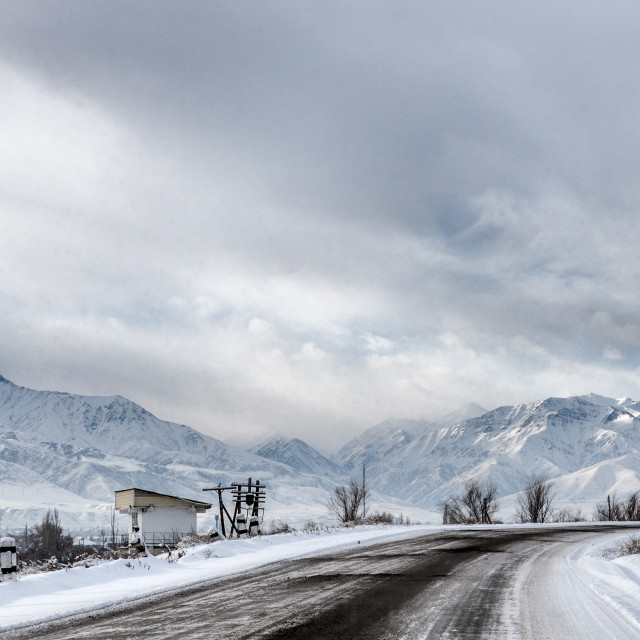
(623, 492, 640, 521)
(515, 474, 555, 523)
(594, 492, 640, 521)
(441, 479, 499, 524)
(327, 479, 369, 524)
(594, 492, 623, 521)
(30, 508, 73, 561)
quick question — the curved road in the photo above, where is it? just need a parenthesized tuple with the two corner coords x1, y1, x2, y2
(3, 526, 637, 639)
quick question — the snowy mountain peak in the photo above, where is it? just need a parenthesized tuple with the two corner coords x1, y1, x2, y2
(335, 393, 640, 513)
(437, 402, 487, 426)
(0, 377, 319, 510)
(576, 393, 620, 407)
(336, 419, 431, 468)
(251, 436, 342, 477)
(576, 393, 638, 410)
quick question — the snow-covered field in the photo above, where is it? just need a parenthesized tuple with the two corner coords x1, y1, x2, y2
(1, 524, 640, 634)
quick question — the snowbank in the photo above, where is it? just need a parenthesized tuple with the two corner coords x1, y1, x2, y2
(576, 532, 640, 630)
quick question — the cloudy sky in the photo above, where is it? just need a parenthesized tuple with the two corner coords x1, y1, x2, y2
(1, 2, 640, 451)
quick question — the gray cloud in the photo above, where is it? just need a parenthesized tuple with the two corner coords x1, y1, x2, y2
(1, 2, 640, 451)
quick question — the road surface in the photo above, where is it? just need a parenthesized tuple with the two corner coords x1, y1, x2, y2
(2, 526, 637, 639)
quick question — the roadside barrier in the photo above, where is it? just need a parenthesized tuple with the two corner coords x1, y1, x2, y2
(0, 537, 17, 582)
(236, 514, 248, 539)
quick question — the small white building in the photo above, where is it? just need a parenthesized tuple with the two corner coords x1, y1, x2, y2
(115, 488, 212, 548)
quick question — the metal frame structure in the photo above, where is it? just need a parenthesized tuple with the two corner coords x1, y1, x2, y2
(203, 478, 266, 538)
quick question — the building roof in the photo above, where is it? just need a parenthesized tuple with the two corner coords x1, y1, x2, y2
(115, 488, 212, 512)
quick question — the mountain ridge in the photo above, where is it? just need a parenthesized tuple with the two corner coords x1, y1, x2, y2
(336, 394, 640, 512)
(251, 436, 343, 477)
(2, 374, 640, 529)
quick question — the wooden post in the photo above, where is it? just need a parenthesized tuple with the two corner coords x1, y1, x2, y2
(252, 480, 261, 517)
(202, 486, 236, 538)
(204, 480, 266, 538)
(217, 489, 226, 538)
(362, 462, 366, 520)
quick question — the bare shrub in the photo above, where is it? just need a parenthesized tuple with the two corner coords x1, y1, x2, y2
(441, 479, 499, 525)
(327, 479, 369, 524)
(17, 556, 61, 574)
(264, 520, 296, 535)
(176, 533, 210, 548)
(364, 511, 394, 524)
(302, 520, 322, 532)
(515, 475, 555, 523)
(602, 535, 640, 559)
(552, 507, 585, 523)
(71, 551, 113, 568)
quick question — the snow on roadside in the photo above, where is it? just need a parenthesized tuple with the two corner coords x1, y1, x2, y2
(576, 531, 640, 631)
(0, 524, 429, 631)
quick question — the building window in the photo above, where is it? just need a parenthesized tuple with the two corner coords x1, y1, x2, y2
(132, 512, 139, 527)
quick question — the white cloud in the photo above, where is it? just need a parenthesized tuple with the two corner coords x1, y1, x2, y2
(3, 5, 640, 451)
(603, 346, 623, 361)
(0, 63, 125, 210)
(363, 332, 394, 353)
(295, 342, 329, 361)
(247, 317, 273, 336)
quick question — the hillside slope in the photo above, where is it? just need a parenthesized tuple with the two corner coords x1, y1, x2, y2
(0, 377, 347, 529)
(337, 395, 640, 515)
(251, 436, 344, 477)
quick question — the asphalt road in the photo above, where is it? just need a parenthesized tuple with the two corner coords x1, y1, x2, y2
(2, 526, 636, 640)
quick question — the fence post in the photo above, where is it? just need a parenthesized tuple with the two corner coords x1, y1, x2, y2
(0, 537, 17, 582)
(236, 514, 248, 539)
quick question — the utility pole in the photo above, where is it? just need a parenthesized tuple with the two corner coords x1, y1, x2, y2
(203, 479, 266, 538)
(362, 461, 366, 519)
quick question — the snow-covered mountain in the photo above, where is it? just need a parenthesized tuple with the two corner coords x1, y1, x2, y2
(0, 376, 430, 531)
(0, 374, 268, 470)
(3, 373, 640, 529)
(251, 436, 343, 477)
(337, 395, 640, 516)
(0, 376, 338, 529)
(336, 419, 432, 470)
(335, 402, 487, 470)
(436, 402, 487, 427)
